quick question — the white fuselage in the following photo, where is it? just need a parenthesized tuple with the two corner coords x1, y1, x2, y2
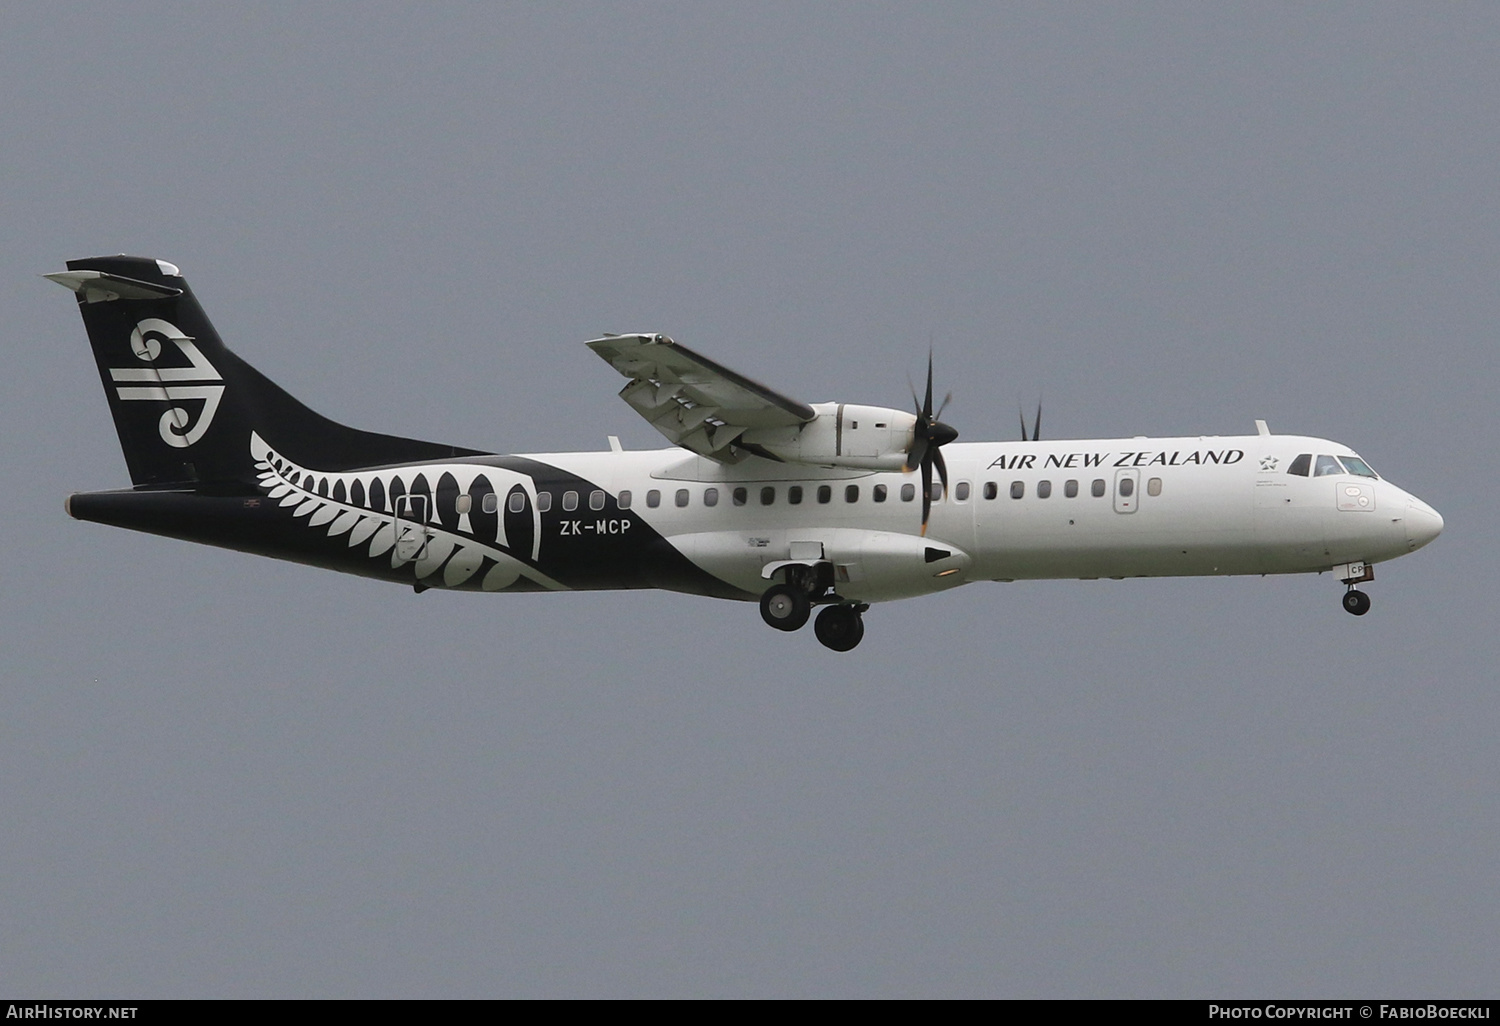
(513, 433, 1443, 603)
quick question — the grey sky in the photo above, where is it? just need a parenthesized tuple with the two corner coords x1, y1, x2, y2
(2, 3, 1494, 997)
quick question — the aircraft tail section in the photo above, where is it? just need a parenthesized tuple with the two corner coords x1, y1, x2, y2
(50, 255, 478, 487)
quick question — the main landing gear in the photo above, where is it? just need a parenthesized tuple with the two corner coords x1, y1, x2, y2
(758, 565, 868, 651)
(759, 583, 811, 632)
(813, 604, 865, 652)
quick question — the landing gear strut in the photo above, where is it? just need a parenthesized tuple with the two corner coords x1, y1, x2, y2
(1342, 588, 1371, 616)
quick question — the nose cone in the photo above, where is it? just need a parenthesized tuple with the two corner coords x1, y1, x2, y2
(1406, 499, 1444, 551)
(929, 421, 959, 447)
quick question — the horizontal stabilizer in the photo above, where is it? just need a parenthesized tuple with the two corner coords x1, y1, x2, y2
(45, 270, 183, 303)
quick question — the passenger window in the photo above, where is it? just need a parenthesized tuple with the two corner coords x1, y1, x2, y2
(873, 484, 887, 502)
(1092, 479, 1106, 497)
(1064, 479, 1079, 498)
(617, 490, 632, 510)
(1119, 478, 1135, 497)
(536, 491, 552, 513)
(675, 488, 690, 507)
(845, 484, 859, 503)
(788, 485, 804, 505)
(983, 481, 998, 500)
(1037, 480, 1052, 499)
(508, 491, 526, 513)
(1287, 454, 1311, 477)
(647, 489, 661, 508)
(1314, 455, 1343, 477)
(1338, 456, 1378, 479)
(589, 490, 606, 511)
(482, 492, 498, 514)
(900, 483, 915, 502)
(562, 490, 579, 512)
(703, 487, 719, 507)
(732, 487, 747, 506)
(455, 494, 473, 515)
(955, 481, 971, 501)
(818, 485, 832, 504)
(930, 482, 944, 502)
(760, 486, 775, 505)
(1147, 477, 1162, 496)
(1010, 481, 1024, 499)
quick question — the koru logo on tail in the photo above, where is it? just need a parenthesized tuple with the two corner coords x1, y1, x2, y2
(108, 318, 225, 447)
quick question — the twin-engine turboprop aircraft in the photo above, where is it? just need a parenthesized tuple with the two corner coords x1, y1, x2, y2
(52, 255, 1443, 651)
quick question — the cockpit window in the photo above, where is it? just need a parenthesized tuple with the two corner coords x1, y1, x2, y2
(1338, 455, 1378, 479)
(1287, 454, 1311, 477)
(1314, 455, 1344, 477)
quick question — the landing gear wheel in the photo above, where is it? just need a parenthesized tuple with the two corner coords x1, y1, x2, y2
(814, 605, 865, 651)
(760, 584, 811, 631)
(1342, 589, 1371, 616)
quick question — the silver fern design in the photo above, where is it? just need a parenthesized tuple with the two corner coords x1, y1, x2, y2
(250, 432, 562, 591)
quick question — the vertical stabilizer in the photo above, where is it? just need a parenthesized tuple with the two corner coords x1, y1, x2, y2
(50, 256, 478, 487)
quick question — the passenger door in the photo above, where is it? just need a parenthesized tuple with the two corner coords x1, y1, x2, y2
(394, 493, 430, 562)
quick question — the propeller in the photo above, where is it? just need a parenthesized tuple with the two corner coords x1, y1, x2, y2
(904, 352, 959, 536)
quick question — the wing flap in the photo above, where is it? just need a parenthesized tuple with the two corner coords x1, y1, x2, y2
(588, 333, 813, 461)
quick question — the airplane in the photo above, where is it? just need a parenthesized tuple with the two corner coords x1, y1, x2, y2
(50, 255, 1444, 651)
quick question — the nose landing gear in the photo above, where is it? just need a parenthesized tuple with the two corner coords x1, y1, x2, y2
(1334, 561, 1375, 616)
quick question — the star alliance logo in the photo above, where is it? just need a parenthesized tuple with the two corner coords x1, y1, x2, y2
(107, 318, 225, 448)
(1259, 456, 1279, 472)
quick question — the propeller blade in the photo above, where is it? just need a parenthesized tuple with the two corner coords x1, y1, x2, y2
(1031, 402, 1041, 442)
(934, 446, 949, 495)
(924, 351, 935, 421)
(1020, 406, 1028, 441)
(905, 433, 929, 474)
(920, 453, 933, 536)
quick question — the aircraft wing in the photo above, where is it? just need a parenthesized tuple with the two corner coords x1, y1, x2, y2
(586, 333, 815, 462)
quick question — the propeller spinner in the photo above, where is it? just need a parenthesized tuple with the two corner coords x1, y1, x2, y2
(904, 353, 959, 536)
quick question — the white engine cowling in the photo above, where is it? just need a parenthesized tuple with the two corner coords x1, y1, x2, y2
(741, 403, 916, 470)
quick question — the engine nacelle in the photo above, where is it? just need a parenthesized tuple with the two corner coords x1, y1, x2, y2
(741, 403, 916, 470)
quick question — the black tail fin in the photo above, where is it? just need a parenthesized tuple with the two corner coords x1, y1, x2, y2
(50, 255, 479, 487)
